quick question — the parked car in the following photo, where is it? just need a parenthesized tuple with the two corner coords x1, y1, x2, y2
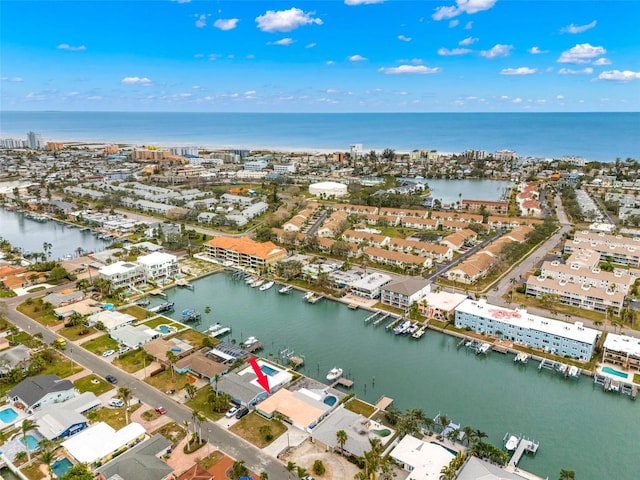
(225, 407, 239, 418)
(155, 406, 167, 415)
(117, 346, 130, 355)
(235, 406, 249, 419)
(108, 399, 124, 408)
(102, 349, 115, 357)
(105, 375, 118, 384)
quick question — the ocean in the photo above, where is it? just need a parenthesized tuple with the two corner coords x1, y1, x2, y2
(1, 111, 638, 161)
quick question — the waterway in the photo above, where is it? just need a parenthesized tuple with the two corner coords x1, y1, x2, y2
(151, 272, 639, 480)
(0, 208, 110, 260)
(403, 178, 513, 205)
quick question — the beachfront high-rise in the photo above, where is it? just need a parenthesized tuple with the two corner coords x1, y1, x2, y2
(26, 131, 44, 150)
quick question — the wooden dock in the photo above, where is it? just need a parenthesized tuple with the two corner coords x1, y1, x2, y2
(288, 356, 305, 369)
(331, 378, 354, 389)
(508, 438, 539, 467)
(348, 303, 359, 310)
(374, 396, 394, 411)
(245, 342, 263, 353)
(373, 313, 391, 327)
(364, 311, 380, 324)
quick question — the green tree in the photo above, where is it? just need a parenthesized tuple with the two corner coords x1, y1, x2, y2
(21, 418, 38, 462)
(185, 383, 197, 399)
(166, 350, 178, 380)
(117, 386, 133, 425)
(559, 469, 576, 480)
(336, 429, 348, 456)
(40, 448, 55, 476)
(286, 461, 296, 479)
(230, 460, 249, 480)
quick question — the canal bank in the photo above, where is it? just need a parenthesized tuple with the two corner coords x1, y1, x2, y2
(148, 271, 639, 480)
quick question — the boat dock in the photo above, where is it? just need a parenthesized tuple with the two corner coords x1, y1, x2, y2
(176, 278, 194, 289)
(514, 352, 531, 364)
(364, 311, 380, 324)
(244, 341, 263, 353)
(412, 324, 427, 339)
(280, 347, 305, 370)
(331, 377, 354, 389)
(374, 313, 392, 327)
(594, 374, 637, 399)
(348, 303, 359, 310)
(385, 317, 402, 331)
(149, 289, 167, 298)
(504, 433, 539, 468)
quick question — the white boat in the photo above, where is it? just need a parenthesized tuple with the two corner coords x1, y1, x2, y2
(393, 320, 412, 335)
(207, 323, 231, 338)
(245, 275, 257, 285)
(279, 285, 293, 294)
(505, 434, 519, 451)
(303, 291, 315, 302)
(251, 278, 265, 288)
(476, 343, 491, 355)
(243, 336, 259, 348)
(406, 323, 419, 334)
(568, 365, 580, 378)
(326, 367, 343, 381)
(259, 281, 274, 291)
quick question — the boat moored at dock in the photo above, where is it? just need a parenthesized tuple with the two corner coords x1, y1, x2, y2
(326, 367, 343, 381)
(259, 281, 274, 291)
(279, 285, 293, 294)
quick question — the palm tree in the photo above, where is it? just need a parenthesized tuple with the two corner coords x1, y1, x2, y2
(40, 448, 55, 476)
(438, 414, 450, 434)
(260, 472, 269, 480)
(230, 460, 249, 480)
(462, 426, 475, 445)
(559, 469, 576, 480)
(296, 466, 309, 479)
(183, 419, 191, 448)
(118, 387, 132, 425)
(473, 429, 488, 445)
(166, 350, 178, 381)
(336, 430, 348, 456)
(21, 418, 37, 462)
(191, 409, 205, 444)
(285, 461, 296, 479)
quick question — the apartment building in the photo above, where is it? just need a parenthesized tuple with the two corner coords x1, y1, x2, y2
(602, 333, 640, 372)
(136, 252, 179, 283)
(380, 277, 431, 310)
(455, 299, 599, 361)
(564, 231, 640, 267)
(204, 237, 287, 270)
(364, 246, 432, 270)
(98, 262, 146, 289)
(461, 199, 508, 215)
(342, 230, 390, 248)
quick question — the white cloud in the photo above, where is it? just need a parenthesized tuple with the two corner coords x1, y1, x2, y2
(459, 36, 478, 46)
(348, 54, 367, 61)
(87, 96, 102, 100)
(464, 21, 473, 29)
(378, 65, 442, 74)
(597, 70, 640, 81)
(244, 90, 257, 97)
(306, 43, 317, 49)
(556, 95, 565, 100)
(171, 0, 191, 3)
(326, 89, 339, 94)
(326, 60, 336, 65)
(558, 43, 606, 64)
(480, 44, 513, 59)
(208, 54, 221, 60)
(246, 54, 256, 59)
(528, 46, 548, 54)
(512, 97, 523, 103)
(433, 0, 497, 21)
(195, 15, 207, 28)
(269, 38, 295, 46)
(558, 67, 593, 75)
(593, 57, 612, 66)
(214, 18, 239, 31)
(194, 53, 204, 58)
(449, 19, 459, 28)
(255, 8, 322, 33)
(121, 76, 152, 85)
(561, 20, 597, 34)
(500, 67, 537, 75)
(398, 35, 412, 42)
(0, 76, 23, 82)
(345, 0, 384, 4)
(57, 43, 86, 51)
(437, 47, 472, 56)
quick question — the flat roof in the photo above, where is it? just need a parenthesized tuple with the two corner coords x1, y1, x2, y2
(423, 291, 468, 312)
(62, 422, 146, 464)
(604, 333, 640, 356)
(456, 299, 600, 344)
(257, 388, 328, 428)
(99, 261, 141, 275)
(390, 435, 455, 480)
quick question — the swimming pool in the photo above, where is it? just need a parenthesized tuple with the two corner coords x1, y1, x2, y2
(261, 365, 278, 376)
(20, 435, 39, 450)
(102, 303, 114, 310)
(430, 441, 458, 456)
(156, 325, 175, 334)
(323, 395, 337, 406)
(51, 458, 73, 478)
(0, 407, 18, 423)
(602, 366, 628, 379)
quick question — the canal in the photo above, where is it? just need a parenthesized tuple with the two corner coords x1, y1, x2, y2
(402, 178, 512, 205)
(0, 208, 110, 260)
(151, 272, 638, 480)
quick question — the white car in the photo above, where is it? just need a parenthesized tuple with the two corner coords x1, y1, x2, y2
(225, 407, 239, 418)
(102, 349, 115, 357)
(117, 346, 130, 355)
(108, 399, 124, 408)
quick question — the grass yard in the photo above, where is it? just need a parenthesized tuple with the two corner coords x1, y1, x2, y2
(113, 349, 155, 374)
(142, 316, 184, 330)
(198, 451, 224, 470)
(229, 412, 286, 448)
(119, 305, 150, 320)
(142, 408, 163, 422)
(12, 331, 43, 349)
(152, 422, 187, 448)
(17, 297, 61, 326)
(20, 459, 45, 480)
(174, 328, 208, 347)
(86, 404, 142, 431)
(81, 334, 119, 356)
(74, 374, 114, 396)
(58, 324, 99, 341)
(185, 386, 226, 422)
(145, 368, 187, 390)
(344, 398, 376, 418)
(39, 350, 84, 378)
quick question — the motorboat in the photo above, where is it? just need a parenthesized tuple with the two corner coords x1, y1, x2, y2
(476, 343, 491, 355)
(245, 275, 257, 285)
(251, 278, 265, 288)
(326, 367, 343, 381)
(393, 320, 412, 335)
(279, 285, 293, 294)
(243, 336, 259, 348)
(207, 323, 231, 338)
(303, 291, 315, 302)
(505, 434, 519, 451)
(259, 281, 274, 291)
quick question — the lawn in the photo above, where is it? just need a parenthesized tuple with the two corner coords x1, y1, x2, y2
(0, 289, 17, 298)
(113, 349, 155, 374)
(74, 374, 114, 396)
(120, 305, 150, 320)
(634, 374, 640, 385)
(58, 324, 99, 341)
(142, 316, 184, 330)
(174, 328, 208, 347)
(229, 412, 286, 448)
(510, 292, 610, 324)
(141, 408, 163, 422)
(152, 422, 187, 448)
(344, 398, 376, 418)
(39, 349, 84, 378)
(12, 331, 43, 349)
(20, 459, 45, 480)
(185, 386, 226, 422)
(81, 334, 119, 356)
(198, 451, 224, 470)
(145, 368, 187, 391)
(86, 404, 142, 431)
(17, 297, 61, 327)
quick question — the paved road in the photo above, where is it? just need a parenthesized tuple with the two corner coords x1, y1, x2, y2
(0, 295, 288, 478)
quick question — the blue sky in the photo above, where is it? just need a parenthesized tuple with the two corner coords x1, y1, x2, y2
(1, 0, 639, 112)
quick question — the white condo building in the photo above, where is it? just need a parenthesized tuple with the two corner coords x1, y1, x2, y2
(98, 262, 146, 289)
(454, 299, 600, 361)
(136, 252, 179, 282)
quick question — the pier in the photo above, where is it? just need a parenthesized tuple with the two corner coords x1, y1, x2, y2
(504, 433, 540, 468)
(373, 313, 391, 327)
(385, 317, 401, 331)
(176, 278, 194, 289)
(364, 311, 380, 325)
(412, 325, 427, 339)
(331, 377, 354, 389)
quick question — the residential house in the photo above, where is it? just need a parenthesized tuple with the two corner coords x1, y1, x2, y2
(137, 252, 179, 283)
(62, 422, 147, 466)
(173, 351, 229, 381)
(8, 374, 75, 413)
(95, 434, 173, 480)
(364, 247, 432, 271)
(602, 333, 640, 372)
(341, 230, 390, 248)
(389, 435, 455, 480)
(98, 261, 146, 289)
(380, 277, 431, 310)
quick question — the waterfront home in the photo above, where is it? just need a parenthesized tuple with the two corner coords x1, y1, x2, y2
(54, 298, 103, 318)
(137, 251, 179, 283)
(8, 374, 75, 413)
(98, 261, 146, 290)
(431, 212, 483, 224)
(462, 199, 508, 215)
(204, 237, 287, 271)
(348, 272, 394, 299)
(455, 456, 540, 480)
(32, 397, 94, 440)
(173, 351, 228, 381)
(389, 435, 455, 480)
(418, 291, 468, 320)
(142, 337, 194, 366)
(379, 207, 428, 218)
(564, 230, 640, 267)
(42, 291, 85, 308)
(215, 361, 292, 407)
(602, 333, 640, 372)
(95, 434, 173, 480)
(380, 277, 431, 310)
(62, 422, 147, 467)
(88, 310, 136, 332)
(454, 299, 599, 361)
(255, 388, 332, 432)
(364, 247, 432, 271)
(110, 324, 160, 349)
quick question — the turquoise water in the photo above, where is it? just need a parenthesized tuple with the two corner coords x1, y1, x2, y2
(0, 408, 17, 423)
(261, 365, 278, 377)
(323, 395, 337, 407)
(20, 435, 38, 450)
(602, 366, 628, 379)
(51, 458, 73, 478)
(156, 325, 172, 334)
(151, 272, 640, 479)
